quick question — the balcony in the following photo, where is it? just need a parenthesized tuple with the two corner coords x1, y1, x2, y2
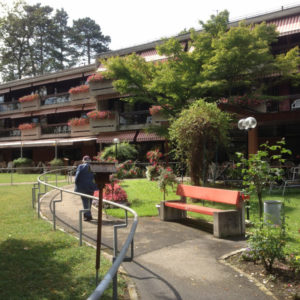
(89, 80, 116, 97)
(119, 110, 151, 130)
(41, 124, 71, 138)
(0, 101, 20, 114)
(41, 93, 70, 107)
(0, 128, 21, 140)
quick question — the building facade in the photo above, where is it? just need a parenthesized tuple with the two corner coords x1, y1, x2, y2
(1, 5, 300, 166)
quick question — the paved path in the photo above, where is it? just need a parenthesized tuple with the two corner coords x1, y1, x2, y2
(40, 186, 275, 300)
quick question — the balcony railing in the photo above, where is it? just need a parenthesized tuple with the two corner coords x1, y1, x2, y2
(119, 110, 151, 126)
(0, 101, 20, 113)
(0, 128, 21, 138)
(41, 124, 70, 135)
(41, 93, 70, 106)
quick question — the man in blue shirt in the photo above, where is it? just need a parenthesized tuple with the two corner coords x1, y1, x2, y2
(74, 155, 97, 221)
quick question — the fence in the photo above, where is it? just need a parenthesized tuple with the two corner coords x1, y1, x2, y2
(32, 167, 138, 299)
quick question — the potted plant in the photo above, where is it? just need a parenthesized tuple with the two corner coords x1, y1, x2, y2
(67, 118, 89, 127)
(68, 85, 90, 102)
(18, 94, 39, 103)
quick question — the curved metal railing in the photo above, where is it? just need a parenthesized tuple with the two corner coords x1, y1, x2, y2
(33, 167, 138, 300)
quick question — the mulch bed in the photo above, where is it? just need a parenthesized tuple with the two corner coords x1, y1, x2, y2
(226, 252, 300, 300)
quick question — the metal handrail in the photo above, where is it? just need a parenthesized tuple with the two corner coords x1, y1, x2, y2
(35, 167, 138, 300)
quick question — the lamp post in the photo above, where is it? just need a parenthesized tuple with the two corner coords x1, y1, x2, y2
(238, 116, 257, 221)
(113, 137, 120, 161)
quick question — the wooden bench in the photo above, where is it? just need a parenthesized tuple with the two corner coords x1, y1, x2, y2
(160, 184, 247, 238)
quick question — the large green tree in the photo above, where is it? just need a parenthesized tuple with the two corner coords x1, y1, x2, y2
(103, 10, 300, 116)
(169, 99, 231, 185)
(70, 17, 110, 65)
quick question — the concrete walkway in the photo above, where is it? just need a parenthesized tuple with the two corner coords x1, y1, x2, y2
(40, 186, 276, 300)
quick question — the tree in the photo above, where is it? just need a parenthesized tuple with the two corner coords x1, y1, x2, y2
(236, 139, 291, 220)
(169, 99, 231, 186)
(70, 17, 110, 65)
(103, 10, 300, 116)
(49, 8, 78, 70)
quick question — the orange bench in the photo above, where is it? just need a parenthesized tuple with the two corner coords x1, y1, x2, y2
(160, 184, 247, 238)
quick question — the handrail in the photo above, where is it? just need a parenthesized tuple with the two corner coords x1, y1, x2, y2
(36, 167, 138, 300)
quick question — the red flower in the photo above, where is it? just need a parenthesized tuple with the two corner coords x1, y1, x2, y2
(149, 105, 162, 115)
(87, 110, 114, 120)
(19, 94, 39, 103)
(68, 85, 89, 94)
(87, 73, 104, 83)
(67, 118, 89, 126)
(18, 123, 37, 130)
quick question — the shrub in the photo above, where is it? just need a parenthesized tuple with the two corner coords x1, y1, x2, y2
(247, 221, 288, 272)
(285, 252, 300, 274)
(49, 158, 64, 167)
(13, 157, 33, 174)
(100, 142, 138, 162)
(116, 160, 143, 179)
(157, 166, 178, 200)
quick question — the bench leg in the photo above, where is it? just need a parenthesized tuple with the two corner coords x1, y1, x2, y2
(213, 210, 245, 238)
(160, 201, 186, 221)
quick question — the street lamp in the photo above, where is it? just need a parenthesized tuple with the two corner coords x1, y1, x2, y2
(238, 116, 257, 221)
(113, 138, 120, 161)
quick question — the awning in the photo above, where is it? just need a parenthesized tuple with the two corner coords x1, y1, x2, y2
(0, 137, 97, 149)
(135, 131, 165, 142)
(97, 131, 137, 143)
(268, 15, 300, 36)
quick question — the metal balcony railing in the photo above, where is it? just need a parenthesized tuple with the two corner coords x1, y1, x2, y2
(0, 101, 20, 112)
(41, 124, 70, 135)
(41, 93, 70, 106)
(119, 110, 151, 125)
(0, 128, 21, 138)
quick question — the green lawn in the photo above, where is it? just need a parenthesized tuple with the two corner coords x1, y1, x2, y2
(0, 172, 66, 184)
(109, 179, 300, 251)
(0, 184, 127, 300)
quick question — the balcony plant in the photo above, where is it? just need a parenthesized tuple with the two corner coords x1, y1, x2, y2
(67, 118, 89, 127)
(149, 105, 162, 115)
(68, 85, 89, 95)
(18, 123, 37, 130)
(87, 110, 114, 120)
(87, 72, 104, 83)
(13, 157, 33, 174)
(18, 94, 39, 103)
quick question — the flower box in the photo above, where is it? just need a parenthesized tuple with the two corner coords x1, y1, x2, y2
(20, 124, 41, 140)
(88, 80, 115, 96)
(89, 114, 118, 133)
(20, 97, 40, 112)
(68, 85, 94, 103)
(70, 124, 91, 137)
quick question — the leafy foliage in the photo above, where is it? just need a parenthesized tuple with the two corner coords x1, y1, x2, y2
(103, 10, 300, 118)
(99, 142, 138, 162)
(236, 139, 291, 219)
(247, 221, 288, 272)
(13, 157, 33, 166)
(0, 1, 110, 80)
(49, 158, 64, 166)
(169, 99, 231, 185)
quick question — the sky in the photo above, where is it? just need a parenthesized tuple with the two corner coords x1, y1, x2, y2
(5, 0, 300, 50)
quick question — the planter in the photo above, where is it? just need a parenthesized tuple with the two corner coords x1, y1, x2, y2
(70, 92, 95, 104)
(151, 112, 168, 125)
(20, 98, 40, 112)
(89, 80, 115, 96)
(89, 116, 118, 133)
(21, 126, 41, 140)
(70, 124, 91, 137)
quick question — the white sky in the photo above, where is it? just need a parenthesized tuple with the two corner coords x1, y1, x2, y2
(6, 0, 300, 50)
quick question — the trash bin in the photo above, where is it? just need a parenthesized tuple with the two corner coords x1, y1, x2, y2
(264, 200, 282, 225)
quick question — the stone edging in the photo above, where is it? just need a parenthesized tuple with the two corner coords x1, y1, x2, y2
(38, 188, 139, 300)
(218, 248, 279, 300)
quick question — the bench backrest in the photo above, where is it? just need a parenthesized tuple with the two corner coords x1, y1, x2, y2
(176, 184, 241, 206)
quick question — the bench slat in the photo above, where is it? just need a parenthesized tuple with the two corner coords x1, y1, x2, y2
(165, 201, 222, 216)
(176, 184, 240, 206)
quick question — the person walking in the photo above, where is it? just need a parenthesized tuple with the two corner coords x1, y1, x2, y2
(74, 155, 97, 221)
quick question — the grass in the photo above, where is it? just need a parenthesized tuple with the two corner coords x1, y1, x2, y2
(0, 184, 127, 299)
(0, 172, 66, 184)
(108, 179, 300, 251)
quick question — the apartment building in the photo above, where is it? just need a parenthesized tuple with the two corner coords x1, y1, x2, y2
(1, 5, 300, 166)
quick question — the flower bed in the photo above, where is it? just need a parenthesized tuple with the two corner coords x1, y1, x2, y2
(93, 183, 129, 207)
(68, 85, 89, 94)
(87, 110, 114, 120)
(18, 123, 37, 130)
(18, 94, 39, 103)
(67, 118, 89, 126)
